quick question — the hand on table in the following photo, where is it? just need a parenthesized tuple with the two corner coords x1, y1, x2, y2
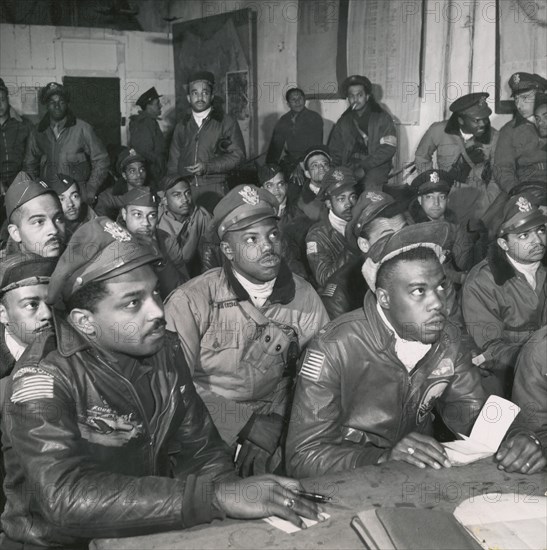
(388, 432, 451, 470)
(495, 433, 546, 474)
(214, 474, 327, 529)
(185, 163, 205, 175)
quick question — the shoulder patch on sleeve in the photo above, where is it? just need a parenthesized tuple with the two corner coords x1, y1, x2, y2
(299, 349, 326, 382)
(321, 283, 337, 297)
(11, 372, 55, 403)
(380, 135, 397, 147)
(306, 241, 318, 255)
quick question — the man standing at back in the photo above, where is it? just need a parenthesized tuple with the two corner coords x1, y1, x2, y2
(23, 82, 109, 205)
(167, 71, 246, 212)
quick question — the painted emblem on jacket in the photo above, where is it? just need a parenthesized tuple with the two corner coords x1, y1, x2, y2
(416, 380, 449, 423)
(79, 407, 143, 447)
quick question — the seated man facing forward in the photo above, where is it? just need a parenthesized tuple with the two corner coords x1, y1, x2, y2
(165, 185, 329, 476)
(0, 217, 325, 547)
(286, 223, 540, 477)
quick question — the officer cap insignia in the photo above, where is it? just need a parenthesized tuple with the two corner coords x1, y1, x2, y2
(366, 191, 383, 202)
(430, 171, 440, 184)
(129, 148, 137, 156)
(38, 180, 49, 189)
(513, 73, 520, 84)
(239, 185, 260, 206)
(478, 97, 486, 107)
(332, 169, 344, 182)
(104, 221, 132, 242)
(516, 196, 532, 213)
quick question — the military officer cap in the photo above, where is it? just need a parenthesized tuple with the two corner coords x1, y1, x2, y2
(213, 184, 278, 239)
(5, 171, 57, 222)
(450, 92, 491, 118)
(363, 222, 450, 292)
(303, 145, 331, 170)
(340, 74, 372, 97)
(40, 82, 69, 105)
(47, 216, 161, 305)
(257, 164, 283, 186)
(116, 147, 146, 174)
(47, 173, 78, 195)
(317, 166, 358, 200)
(0, 78, 8, 95)
(509, 72, 547, 96)
(499, 195, 547, 237)
(135, 87, 162, 110)
(187, 70, 215, 89)
(122, 187, 159, 208)
(410, 169, 453, 196)
(345, 190, 407, 250)
(0, 253, 56, 298)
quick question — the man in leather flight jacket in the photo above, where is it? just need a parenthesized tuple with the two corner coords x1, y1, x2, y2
(287, 223, 544, 477)
(1, 217, 323, 548)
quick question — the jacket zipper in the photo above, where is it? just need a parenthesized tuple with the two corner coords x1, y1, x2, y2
(192, 115, 209, 187)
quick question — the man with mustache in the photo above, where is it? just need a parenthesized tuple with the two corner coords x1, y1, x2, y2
(0, 216, 325, 547)
(463, 194, 547, 398)
(23, 82, 109, 206)
(415, 92, 499, 224)
(305, 166, 360, 288)
(3, 171, 66, 259)
(165, 185, 329, 476)
(48, 173, 96, 242)
(287, 223, 544, 477)
(167, 71, 245, 212)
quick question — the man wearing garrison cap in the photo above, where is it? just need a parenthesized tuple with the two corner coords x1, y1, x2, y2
(493, 72, 547, 194)
(165, 185, 329, 476)
(0, 216, 325, 547)
(120, 187, 189, 297)
(129, 86, 167, 187)
(23, 82, 109, 206)
(415, 92, 499, 224)
(3, 171, 66, 259)
(328, 75, 397, 192)
(48, 172, 96, 242)
(167, 70, 246, 212)
(463, 194, 547, 398)
(305, 166, 360, 288)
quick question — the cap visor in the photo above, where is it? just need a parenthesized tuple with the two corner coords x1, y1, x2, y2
(223, 213, 279, 235)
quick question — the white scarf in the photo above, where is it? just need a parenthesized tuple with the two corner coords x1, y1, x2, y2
(5, 330, 26, 361)
(507, 254, 540, 290)
(377, 303, 431, 372)
(192, 107, 211, 127)
(309, 182, 321, 195)
(233, 269, 276, 308)
(329, 210, 348, 236)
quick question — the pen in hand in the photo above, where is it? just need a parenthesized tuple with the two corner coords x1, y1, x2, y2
(295, 490, 332, 503)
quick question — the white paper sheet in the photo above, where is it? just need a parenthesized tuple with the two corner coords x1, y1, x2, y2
(263, 513, 330, 534)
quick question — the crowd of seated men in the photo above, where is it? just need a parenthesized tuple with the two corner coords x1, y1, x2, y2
(0, 68, 545, 548)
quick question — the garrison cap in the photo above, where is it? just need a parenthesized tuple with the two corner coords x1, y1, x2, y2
(363, 222, 450, 292)
(340, 74, 372, 97)
(450, 92, 491, 118)
(0, 253, 56, 297)
(5, 171, 57, 222)
(317, 166, 358, 200)
(345, 190, 407, 250)
(187, 70, 215, 88)
(509, 72, 547, 96)
(257, 164, 283, 186)
(0, 78, 8, 95)
(135, 86, 162, 110)
(499, 195, 547, 237)
(122, 187, 159, 208)
(213, 185, 278, 239)
(47, 217, 161, 305)
(411, 169, 453, 196)
(40, 82, 69, 105)
(117, 147, 146, 174)
(303, 145, 331, 170)
(48, 173, 78, 195)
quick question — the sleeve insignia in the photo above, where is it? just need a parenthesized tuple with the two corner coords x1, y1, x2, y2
(380, 135, 397, 147)
(299, 349, 326, 382)
(11, 373, 55, 403)
(306, 241, 318, 254)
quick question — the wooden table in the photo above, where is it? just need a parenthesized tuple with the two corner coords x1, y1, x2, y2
(93, 459, 547, 549)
